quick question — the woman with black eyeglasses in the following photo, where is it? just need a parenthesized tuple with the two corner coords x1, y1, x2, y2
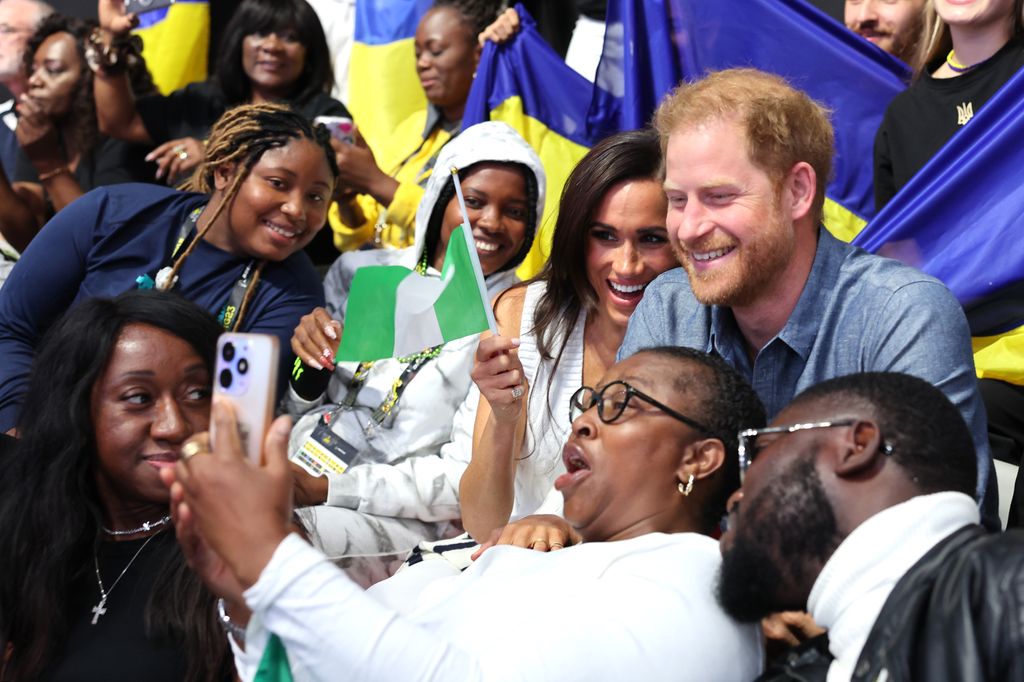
(459, 128, 679, 545)
(165, 347, 766, 681)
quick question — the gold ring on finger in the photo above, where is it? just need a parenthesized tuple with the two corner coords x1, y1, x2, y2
(529, 537, 547, 548)
(181, 440, 204, 460)
(549, 542, 564, 549)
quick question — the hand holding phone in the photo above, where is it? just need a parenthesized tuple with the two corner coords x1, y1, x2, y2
(212, 333, 279, 463)
(315, 116, 355, 145)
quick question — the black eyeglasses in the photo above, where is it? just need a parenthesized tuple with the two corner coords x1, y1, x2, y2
(569, 381, 713, 433)
(736, 420, 894, 483)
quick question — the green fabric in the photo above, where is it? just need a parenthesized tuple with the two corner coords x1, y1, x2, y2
(254, 634, 293, 682)
(434, 224, 490, 340)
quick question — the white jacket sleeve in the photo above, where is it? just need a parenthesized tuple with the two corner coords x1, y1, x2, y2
(240, 534, 490, 682)
(323, 384, 481, 522)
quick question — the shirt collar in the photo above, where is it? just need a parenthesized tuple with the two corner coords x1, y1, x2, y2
(421, 103, 462, 139)
(708, 226, 845, 361)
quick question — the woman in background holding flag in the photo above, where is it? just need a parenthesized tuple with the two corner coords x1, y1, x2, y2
(459, 128, 679, 546)
(282, 121, 545, 579)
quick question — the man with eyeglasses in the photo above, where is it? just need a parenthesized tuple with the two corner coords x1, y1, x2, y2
(619, 68, 997, 529)
(718, 372, 1024, 682)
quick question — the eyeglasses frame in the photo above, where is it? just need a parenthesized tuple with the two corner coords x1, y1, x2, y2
(569, 380, 713, 435)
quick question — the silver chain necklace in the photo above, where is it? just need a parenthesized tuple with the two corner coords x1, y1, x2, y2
(91, 530, 163, 625)
(102, 514, 171, 537)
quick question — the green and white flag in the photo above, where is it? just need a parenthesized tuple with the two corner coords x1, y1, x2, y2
(336, 223, 496, 362)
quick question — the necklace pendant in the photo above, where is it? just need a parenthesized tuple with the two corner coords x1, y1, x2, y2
(91, 597, 107, 625)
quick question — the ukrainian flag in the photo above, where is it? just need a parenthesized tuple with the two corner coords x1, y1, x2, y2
(464, 4, 592, 279)
(348, 0, 432, 152)
(133, 0, 209, 95)
(587, 0, 910, 242)
(854, 69, 1024, 384)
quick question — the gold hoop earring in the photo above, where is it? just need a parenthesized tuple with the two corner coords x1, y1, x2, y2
(678, 474, 695, 497)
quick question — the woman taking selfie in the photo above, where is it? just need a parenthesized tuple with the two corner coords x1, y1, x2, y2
(0, 103, 336, 433)
(167, 347, 765, 681)
(0, 291, 233, 681)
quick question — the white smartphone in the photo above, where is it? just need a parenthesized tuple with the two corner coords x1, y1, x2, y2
(212, 333, 279, 464)
(314, 115, 355, 145)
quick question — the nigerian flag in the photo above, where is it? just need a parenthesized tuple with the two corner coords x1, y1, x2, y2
(336, 224, 495, 362)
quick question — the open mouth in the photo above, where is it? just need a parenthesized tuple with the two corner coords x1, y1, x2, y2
(607, 279, 647, 305)
(264, 219, 302, 240)
(690, 245, 735, 263)
(555, 443, 592, 492)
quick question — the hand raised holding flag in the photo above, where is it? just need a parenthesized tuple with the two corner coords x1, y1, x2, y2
(472, 332, 528, 422)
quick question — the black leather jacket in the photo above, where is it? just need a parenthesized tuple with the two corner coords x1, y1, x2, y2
(758, 525, 1024, 682)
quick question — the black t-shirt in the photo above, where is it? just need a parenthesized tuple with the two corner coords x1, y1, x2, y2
(49, 532, 193, 682)
(136, 81, 351, 266)
(13, 136, 156, 192)
(873, 38, 1024, 210)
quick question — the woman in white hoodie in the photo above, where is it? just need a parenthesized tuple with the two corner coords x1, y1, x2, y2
(282, 121, 545, 576)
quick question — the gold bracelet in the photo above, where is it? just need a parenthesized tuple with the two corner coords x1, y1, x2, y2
(37, 165, 70, 182)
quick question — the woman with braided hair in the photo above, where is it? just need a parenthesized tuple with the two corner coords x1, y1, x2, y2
(0, 102, 336, 434)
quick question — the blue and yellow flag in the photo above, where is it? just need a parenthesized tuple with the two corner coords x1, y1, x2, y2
(463, 4, 592, 279)
(133, 0, 209, 95)
(587, 0, 911, 241)
(348, 0, 431, 152)
(854, 69, 1024, 385)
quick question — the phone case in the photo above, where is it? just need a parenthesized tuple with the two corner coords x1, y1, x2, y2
(212, 333, 279, 464)
(125, 0, 176, 14)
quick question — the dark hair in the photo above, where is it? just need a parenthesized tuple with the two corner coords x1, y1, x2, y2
(0, 291, 230, 681)
(636, 347, 767, 526)
(172, 103, 338, 307)
(789, 372, 977, 496)
(214, 0, 334, 106)
(423, 161, 540, 274)
(23, 14, 155, 160)
(528, 129, 662, 360)
(431, 0, 503, 38)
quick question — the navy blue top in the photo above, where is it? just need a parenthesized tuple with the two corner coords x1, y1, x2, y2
(0, 183, 325, 431)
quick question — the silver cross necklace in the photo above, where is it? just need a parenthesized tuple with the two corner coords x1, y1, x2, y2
(91, 529, 164, 625)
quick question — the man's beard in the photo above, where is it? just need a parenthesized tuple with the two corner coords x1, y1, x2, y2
(679, 206, 794, 309)
(717, 455, 840, 622)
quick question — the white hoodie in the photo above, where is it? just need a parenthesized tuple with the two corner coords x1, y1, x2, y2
(286, 122, 546, 525)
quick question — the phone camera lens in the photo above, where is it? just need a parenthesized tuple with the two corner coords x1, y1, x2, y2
(219, 368, 233, 389)
(237, 358, 249, 375)
(222, 342, 236, 362)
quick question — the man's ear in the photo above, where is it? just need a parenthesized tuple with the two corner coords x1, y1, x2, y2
(212, 162, 237, 192)
(833, 420, 886, 478)
(677, 438, 726, 483)
(784, 161, 816, 222)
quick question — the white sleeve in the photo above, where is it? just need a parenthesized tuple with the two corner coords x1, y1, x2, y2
(241, 534, 492, 682)
(324, 384, 480, 522)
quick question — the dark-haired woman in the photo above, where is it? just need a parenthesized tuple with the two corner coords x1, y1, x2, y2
(460, 128, 679, 542)
(0, 103, 335, 433)
(0, 290, 233, 681)
(93, 0, 349, 265)
(1, 13, 155, 253)
(329, 0, 501, 251)
(282, 121, 544, 570)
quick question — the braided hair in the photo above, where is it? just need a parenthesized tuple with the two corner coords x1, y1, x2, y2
(166, 103, 338, 326)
